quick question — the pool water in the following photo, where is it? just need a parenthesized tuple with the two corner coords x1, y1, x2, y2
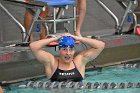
(3, 64, 140, 93)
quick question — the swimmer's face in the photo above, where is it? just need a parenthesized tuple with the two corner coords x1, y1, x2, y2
(59, 47, 75, 63)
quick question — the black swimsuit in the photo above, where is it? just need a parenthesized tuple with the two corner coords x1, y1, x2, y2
(50, 60, 83, 82)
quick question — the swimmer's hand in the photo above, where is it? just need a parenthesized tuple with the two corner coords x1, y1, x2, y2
(59, 33, 82, 41)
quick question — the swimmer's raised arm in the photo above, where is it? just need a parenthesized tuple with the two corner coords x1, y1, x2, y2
(29, 36, 61, 64)
(29, 33, 73, 64)
(70, 35, 105, 65)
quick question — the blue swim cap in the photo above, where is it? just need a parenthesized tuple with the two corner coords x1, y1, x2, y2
(58, 36, 75, 49)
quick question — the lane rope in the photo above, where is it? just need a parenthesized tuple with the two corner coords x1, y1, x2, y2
(18, 81, 140, 89)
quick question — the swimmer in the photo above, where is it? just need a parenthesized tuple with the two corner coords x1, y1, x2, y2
(30, 33, 105, 82)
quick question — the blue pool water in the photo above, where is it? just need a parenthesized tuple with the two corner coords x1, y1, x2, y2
(3, 63, 140, 93)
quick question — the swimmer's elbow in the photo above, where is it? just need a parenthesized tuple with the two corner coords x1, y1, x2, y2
(29, 42, 38, 52)
(99, 41, 105, 50)
(95, 41, 105, 51)
(29, 43, 34, 49)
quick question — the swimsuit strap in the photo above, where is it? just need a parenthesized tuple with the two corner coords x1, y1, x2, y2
(72, 60, 77, 68)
